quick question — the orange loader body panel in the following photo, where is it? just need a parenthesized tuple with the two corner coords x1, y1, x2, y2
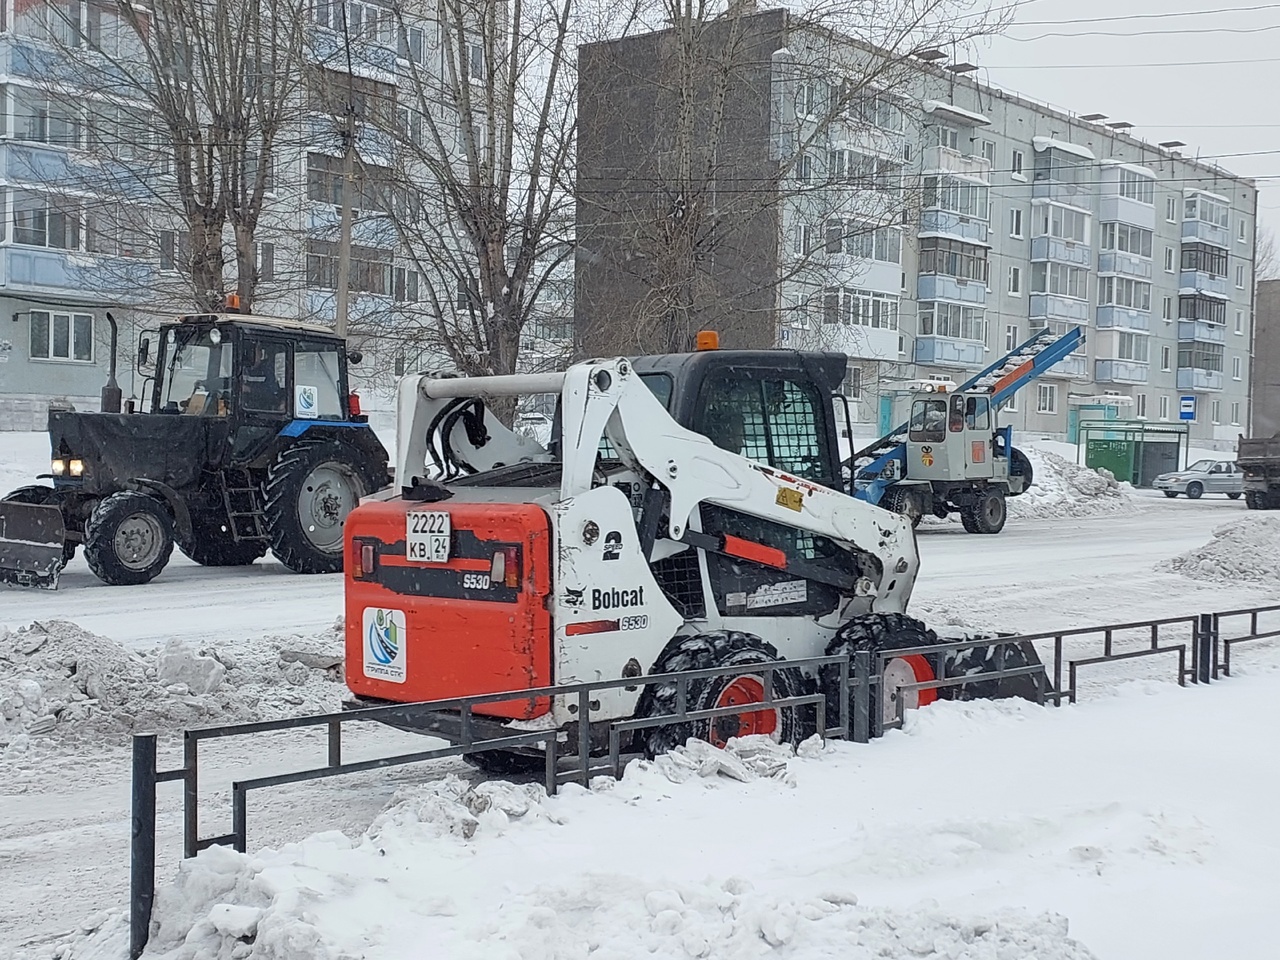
(344, 498, 553, 719)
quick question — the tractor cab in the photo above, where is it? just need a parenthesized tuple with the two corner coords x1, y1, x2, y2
(904, 385, 1000, 483)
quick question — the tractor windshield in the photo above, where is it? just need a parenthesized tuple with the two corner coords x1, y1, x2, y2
(158, 327, 232, 416)
(909, 399, 947, 443)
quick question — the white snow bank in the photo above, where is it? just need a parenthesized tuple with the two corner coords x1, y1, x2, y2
(1163, 515, 1280, 584)
(0, 620, 347, 754)
(1008, 448, 1136, 520)
(62, 740, 1095, 960)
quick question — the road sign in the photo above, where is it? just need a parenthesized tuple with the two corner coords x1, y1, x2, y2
(1179, 396, 1197, 421)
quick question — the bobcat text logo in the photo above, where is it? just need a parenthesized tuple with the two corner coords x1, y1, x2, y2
(592, 586, 645, 610)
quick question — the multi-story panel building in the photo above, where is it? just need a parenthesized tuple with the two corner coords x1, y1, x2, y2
(577, 11, 1258, 447)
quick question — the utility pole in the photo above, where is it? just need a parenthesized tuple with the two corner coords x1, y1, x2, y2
(334, 105, 356, 337)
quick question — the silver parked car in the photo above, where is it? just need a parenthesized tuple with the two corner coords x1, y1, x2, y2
(1153, 459, 1244, 500)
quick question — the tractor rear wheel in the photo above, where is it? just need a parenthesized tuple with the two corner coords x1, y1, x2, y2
(1009, 447, 1034, 495)
(3, 485, 75, 565)
(822, 613, 940, 732)
(962, 489, 1006, 534)
(179, 513, 269, 567)
(263, 438, 380, 574)
(83, 491, 174, 586)
(634, 631, 804, 757)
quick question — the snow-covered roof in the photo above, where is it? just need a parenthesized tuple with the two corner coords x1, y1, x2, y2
(921, 100, 990, 127)
(1100, 159, 1157, 180)
(1185, 187, 1230, 203)
(1032, 136, 1095, 161)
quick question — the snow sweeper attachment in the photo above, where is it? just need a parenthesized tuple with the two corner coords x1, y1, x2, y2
(0, 500, 66, 588)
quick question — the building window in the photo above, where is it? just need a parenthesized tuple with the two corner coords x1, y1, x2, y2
(1237, 264, 1247, 288)
(1164, 247, 1175, 273)
(1098, 276, 1152, 311)
(1117, 332, 1150, 362)
(821, 288, 900, 329)
(1233, 355, 1243, 380)
(1002, 392, 1017, 412)
(918, 237, 988, 282)
(11, 190, 82, 249)
(1137, 393, 1148, 419)
(255, 241, 275, 283)
(1159, 395, 1170, 420)
(918, 301, 985, 341)
(1031, 262, 1088, 299)
(1034, 203, 1089, 244)
(1232, 401, 1241, 425)
(1239, 219, 1248, 243)
(1037, 383, 1057, 414)
(29, 311, 94, 363)
(1009, 208, 1023, 239)
(1180, 296, 1227, 324)
(1166, 196, 1177, 222)
(1161, 345, 1171, 371)
(831, 220, 902, 263)
(1211, 400, 1221, 424)
(305, 239, 390, 295)
(1186, 194, 1230, 229)
(1236, 310, 1245, 335)
(980, 140, 996, 165)
(159, 230, 191, 273)
(393, 265, 421, 302)
(923, 175, 989, 219)
(1011, 149, 1024, 177)
(1099, 222, 1151, 258)
(1006, 324, 1019, 350)
(1181, 243, 1228, 278)
(794, 224, 813, 255)
(1163, 296, 1173, 321)
(1178, 342, 1224, 373)
(1008, 266, 1022, 296)
(398, 24, 428, 65)
(307, 153, 393, 214)
(1118, 169, 1155, 204)
(313, 0, 394, 43)
(797, 153, 813, 183)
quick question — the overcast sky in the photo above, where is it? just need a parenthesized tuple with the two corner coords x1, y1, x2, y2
(961, 0, 1280, 234)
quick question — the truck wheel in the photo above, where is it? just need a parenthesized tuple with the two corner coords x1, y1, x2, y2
(1245, 492, 1266, 510)
(634, 631, 804, 756)
(179, 513, 269, 567)
(83, 491, 174, 586)
(1009, 447, 1034, 495)
(1164, 491, 1180, 499)
(821, 613, 939, 731)
(882, 487, 923, 527)
(962, 490, 1006, 534)
(1185, 482, 1204, 500)
(2, 485, 76, 565)
(263, 438, 380, 574)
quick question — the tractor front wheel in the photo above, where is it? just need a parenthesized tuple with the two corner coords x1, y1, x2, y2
(83, 491, 174, 586)
(263, 438, 379, 574)
(962, 489, 1006, 534)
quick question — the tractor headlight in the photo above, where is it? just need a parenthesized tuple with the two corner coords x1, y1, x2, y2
(51, 459, 66, 475)
(69, 458, 85, 477)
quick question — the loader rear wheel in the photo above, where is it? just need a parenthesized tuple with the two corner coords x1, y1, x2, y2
(463, 750, 546, 777)
(635, 631, 804, 756)
(962, 490, 1006, 534)
(822, 613, 940, 732)
(179, 514, 268, 567)
(263, 438, 380, 574)
(944, 635, 1046, 703)
(83, 491, 174, 586)
(3, 485, 75, 565)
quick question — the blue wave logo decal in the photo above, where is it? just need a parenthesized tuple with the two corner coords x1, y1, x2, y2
(298, 388, 316, 412)
(367, 609, 399, 665)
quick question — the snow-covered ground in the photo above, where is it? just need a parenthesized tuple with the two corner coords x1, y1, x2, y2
(3, 430, 1280, 959)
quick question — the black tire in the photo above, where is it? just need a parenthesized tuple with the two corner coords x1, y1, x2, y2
(634, 631, 804, 757)
(943, 635, 1046, 703)
(83, 491, 174, 586)
(2, 485, 75, 565)
(821, 613, 940, 731)
(262, 438, 381, 574)
(463, 750, 546, 777)
(882, 487, 924, 528)
(1246, 491, 1267, 510)
(178, 513, 269, 567)
(1185, 481, 1204, 500)
(1009, 447, 1034, 496)
(1227, 492, 1242, 500)
(961, 489, 1006, 534)
(1164, 491, 1180, 499)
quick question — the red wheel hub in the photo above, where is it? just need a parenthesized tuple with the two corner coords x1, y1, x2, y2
(710, 676, 778, 747)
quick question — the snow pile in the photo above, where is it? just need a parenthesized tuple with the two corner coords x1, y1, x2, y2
(1009, 448, 1136, 520)
(649, 732, 823, 785)
(1163, 515, 1280, 584)
(0, 619, 347, 752)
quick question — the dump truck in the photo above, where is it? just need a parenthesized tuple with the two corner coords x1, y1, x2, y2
(0, 310, 389, 588)
(342, 341, 1040, 769)
(1238, 433, 1280, 510)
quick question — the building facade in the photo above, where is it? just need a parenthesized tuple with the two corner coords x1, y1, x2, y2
(577, 12, 1258, 447)
(1253, 279, 1280, 438)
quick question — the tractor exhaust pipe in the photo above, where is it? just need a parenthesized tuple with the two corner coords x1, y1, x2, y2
(101, 311, 122, 414)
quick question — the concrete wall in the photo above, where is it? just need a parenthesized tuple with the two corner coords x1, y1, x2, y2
(1254, 279, 1280, 437)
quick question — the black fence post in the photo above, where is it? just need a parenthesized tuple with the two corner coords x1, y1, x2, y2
(130, 734, 157, 960)
(1196, 613, 1214, 684)
(852, 650, 871, 744)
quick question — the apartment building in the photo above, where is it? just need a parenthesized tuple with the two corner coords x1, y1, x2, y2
(577, 10, 1258, 447)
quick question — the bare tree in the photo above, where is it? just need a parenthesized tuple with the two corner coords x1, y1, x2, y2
(1258, 225, 1280, 282)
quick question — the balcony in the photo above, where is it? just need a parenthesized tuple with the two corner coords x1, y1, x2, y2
(1031, 179, 1093, 208)
(1030, 237, 1092, 267)
(919, 210, 988, 245)
(305, 289, 396, 326)
(916, 274, 986, 305)
(1095, 360, 1149, 384)
(305, 203, 399, 248)
(306, 25, 397, 81)
(1182, 219, 1230, 249)
(1178, 271, 1230, 298)
(1097, 251, 1153, 280)
(922, 145, 991, 181)
(1097, 195, 1156, 229)
(914, 336, 985, 368)
(1177, 320, 1227, 344)
(821, 323, 899, 361)
(1029, 294, 1091, 324)
(0, 34, 132, 87)
(1096, 306, 1151, 331)
(0, 246, 157, 298)
(0, 142, 156, 200)
(1177, 368, 1224, 392)
(1050, 354, 1090, 379)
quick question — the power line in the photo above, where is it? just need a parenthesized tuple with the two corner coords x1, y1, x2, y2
(1008, 22, 1280, 40)
(981, 55, 1280, 69)
(1012, 2, 1280, 26)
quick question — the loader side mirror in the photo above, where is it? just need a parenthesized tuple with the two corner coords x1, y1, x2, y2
(347, 349, 363, 365)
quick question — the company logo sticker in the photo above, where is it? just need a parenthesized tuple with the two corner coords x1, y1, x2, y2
(296, 384, 319, 419)
(602, 530, 623, 561)
(363, 607, 406, 683)
(920, 445, 935, 467)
